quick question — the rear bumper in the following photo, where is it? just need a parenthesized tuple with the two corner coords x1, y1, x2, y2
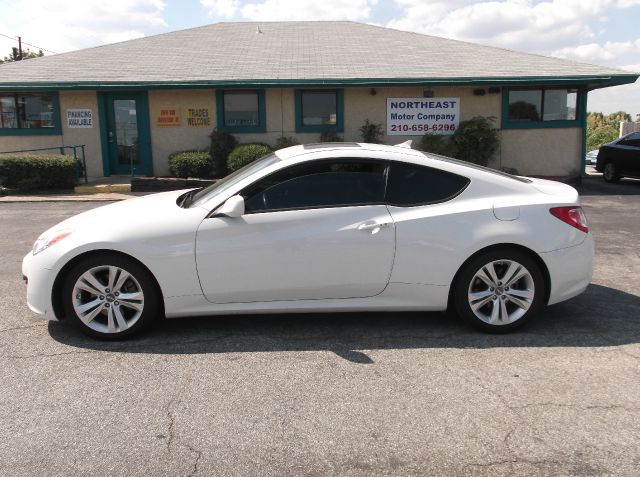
(22, 252, 58, 320)
(541, 234, 594, 305)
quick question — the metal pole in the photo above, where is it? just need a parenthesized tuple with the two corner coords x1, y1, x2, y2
(17, 36, 23, 60)
(81, 145, 88, 184)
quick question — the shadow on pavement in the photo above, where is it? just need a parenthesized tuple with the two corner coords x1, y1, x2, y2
(48, 283, 640, 362)
(579, 176, 640, 196)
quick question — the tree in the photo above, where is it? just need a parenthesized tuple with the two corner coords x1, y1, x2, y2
(0, 47, 44, 64)
(586, 111, 633, 151)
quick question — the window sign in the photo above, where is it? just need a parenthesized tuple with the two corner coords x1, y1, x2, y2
(387, 98, 459, 135)
(186, 107, 212, 127)
(66, 109, 93, 128)
(156, 108, 180, 127)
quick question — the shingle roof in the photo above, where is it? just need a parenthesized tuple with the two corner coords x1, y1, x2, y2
(0, 21, 636, 88)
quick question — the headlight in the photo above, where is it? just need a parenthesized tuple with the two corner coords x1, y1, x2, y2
(32, 229, 73, 255)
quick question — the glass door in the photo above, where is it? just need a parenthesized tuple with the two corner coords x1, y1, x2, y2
(103, 92, 152, 176)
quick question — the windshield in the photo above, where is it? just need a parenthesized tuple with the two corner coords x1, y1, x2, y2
(188, 153, 282, 208)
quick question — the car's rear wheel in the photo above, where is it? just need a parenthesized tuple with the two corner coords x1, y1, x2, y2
(453, 249, 545, 332)
(603, 162, 620, 182)
(62, 254, 160, 339)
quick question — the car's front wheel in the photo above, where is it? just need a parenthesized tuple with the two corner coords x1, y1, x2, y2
(603, 162, 620, 183)
(62, 254, 161, 339)
(453, 249, 545, 332)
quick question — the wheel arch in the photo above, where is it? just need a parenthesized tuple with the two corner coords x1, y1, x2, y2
(447, 243, 551, 310)
(51, 249, 165, 320)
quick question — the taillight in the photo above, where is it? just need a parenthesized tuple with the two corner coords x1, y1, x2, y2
(550, 206, 589, 233)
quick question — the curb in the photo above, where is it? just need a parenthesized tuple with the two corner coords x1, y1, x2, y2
(74, 184, 132, 194)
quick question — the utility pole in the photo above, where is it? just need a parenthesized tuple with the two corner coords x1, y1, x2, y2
(17, 36, 23, 60)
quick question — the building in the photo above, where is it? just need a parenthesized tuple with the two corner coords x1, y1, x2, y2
(0, 21, 637, 179)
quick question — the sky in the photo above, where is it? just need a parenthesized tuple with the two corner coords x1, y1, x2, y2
(0, 0, 639, 116)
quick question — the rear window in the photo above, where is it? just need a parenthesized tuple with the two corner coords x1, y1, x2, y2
(386, 162, 470, 206)
(423, 152, 532, 184)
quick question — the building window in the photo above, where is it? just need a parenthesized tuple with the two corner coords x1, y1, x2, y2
(504, 88, 579, 128)
(216, 90, 265, 133)
(0, 92, 61, 135)
(295, 90, 344, 133)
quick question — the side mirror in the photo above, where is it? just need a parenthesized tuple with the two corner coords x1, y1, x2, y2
(211, 195, 245, 218)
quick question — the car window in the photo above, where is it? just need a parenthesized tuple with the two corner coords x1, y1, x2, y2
(242, 160, 386, 213)
(619, 132, 640, 147)
(386, 161, 470, 206)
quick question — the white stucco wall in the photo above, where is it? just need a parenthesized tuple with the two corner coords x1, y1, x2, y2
(1, 86, 584, 179)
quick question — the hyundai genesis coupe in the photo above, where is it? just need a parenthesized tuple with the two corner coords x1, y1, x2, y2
(22, 142, 593, 339)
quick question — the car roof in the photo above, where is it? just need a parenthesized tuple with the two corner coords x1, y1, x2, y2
(275, 142, 426, 160)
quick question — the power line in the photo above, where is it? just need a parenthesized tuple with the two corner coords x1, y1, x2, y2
(0, 32, 57, 54)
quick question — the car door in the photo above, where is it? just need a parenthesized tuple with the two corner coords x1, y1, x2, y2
(618, 133, 640, 175)
(195, 159, 395, 303)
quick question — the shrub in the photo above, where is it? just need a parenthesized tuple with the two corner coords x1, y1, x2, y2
(359, 119, 384, 143)
(450, 116, 500, 166)
(274, 136, 299, 150)
(0, 154, 76, 190)
(319, 131, 343, 142)
(227, 144, 272, 172)
(417, 135, 455, 157)
(168, 151, 212, 178)
(209, 129, 238, 177)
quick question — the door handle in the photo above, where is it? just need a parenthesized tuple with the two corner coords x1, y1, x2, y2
(358, 221, 390, 233)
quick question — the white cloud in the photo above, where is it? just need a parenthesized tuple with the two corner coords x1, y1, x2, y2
(552, 40, 640, 62)
(199, 0, 378, 21)
(200, 0, 240, 18)
(241, 0, 376, 21)
(387, 0, 634, 52)
(0, 0, 166, 54)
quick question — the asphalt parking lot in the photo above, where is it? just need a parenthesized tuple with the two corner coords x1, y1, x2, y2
(1, 177, 639, 476)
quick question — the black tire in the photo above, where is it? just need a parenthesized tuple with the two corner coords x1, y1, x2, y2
(61, 254, 161, 340)
(453, 248, 545, 333)
(603, 162, 620, 183)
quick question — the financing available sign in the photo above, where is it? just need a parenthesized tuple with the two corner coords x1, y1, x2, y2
(66, 109, 93, 128)
(387, 98, 459, 135)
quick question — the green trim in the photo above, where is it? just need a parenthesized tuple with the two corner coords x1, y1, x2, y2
(0, 74, 636, 91)
(579, 86, 588, 177)
(216, 89, 266, 133)
(97, 93, 110, 176)
(0, 91, 61, 136)
(501, 87, 582, 130)
(295, 89, 344, 133)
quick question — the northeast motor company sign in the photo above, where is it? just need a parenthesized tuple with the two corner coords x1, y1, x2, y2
(387, 98, 460, 136)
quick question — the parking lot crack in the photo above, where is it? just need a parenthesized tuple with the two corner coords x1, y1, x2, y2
(163, 397, 203, 476)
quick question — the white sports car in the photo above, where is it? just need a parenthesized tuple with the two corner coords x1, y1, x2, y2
(22, 142, 593, 339)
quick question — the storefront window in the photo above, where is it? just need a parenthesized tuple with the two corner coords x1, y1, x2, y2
(0, 93, 57, 130)
(506, 88, 579, 127)
(295, 90, 344, 132)
(217, 90, 265, 132)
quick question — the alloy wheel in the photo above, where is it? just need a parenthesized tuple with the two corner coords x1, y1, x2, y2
(467, 259, 535, 325)
(71, 265, 145, 334)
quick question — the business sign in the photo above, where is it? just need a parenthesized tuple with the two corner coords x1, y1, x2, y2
(156, 108, 181, 127)
(66, 109, 93, 128)
(387, 98, 459, 135)
(185, 107, 212, 127)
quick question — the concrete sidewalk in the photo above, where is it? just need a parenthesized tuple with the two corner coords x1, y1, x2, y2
(0, 192, 144, 202)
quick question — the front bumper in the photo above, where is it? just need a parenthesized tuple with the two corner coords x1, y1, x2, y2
(22, 251, 58, 320)
(541, 233, 594, 305)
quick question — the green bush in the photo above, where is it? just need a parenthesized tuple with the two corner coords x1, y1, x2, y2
(450, 116, 500, 166)
(0, 154, 76, 190)
(274, 136, 299, 150)
(227, 144, 272, 172)
(417, 135, 455, 156)
(319, 131, 343, 142)
(359, 119, 384, 143)
(168, 151, 212, 178)
(209, 129, 238, 177)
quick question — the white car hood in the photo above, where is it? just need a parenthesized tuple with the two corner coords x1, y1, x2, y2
(40, 189, 199, 238)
